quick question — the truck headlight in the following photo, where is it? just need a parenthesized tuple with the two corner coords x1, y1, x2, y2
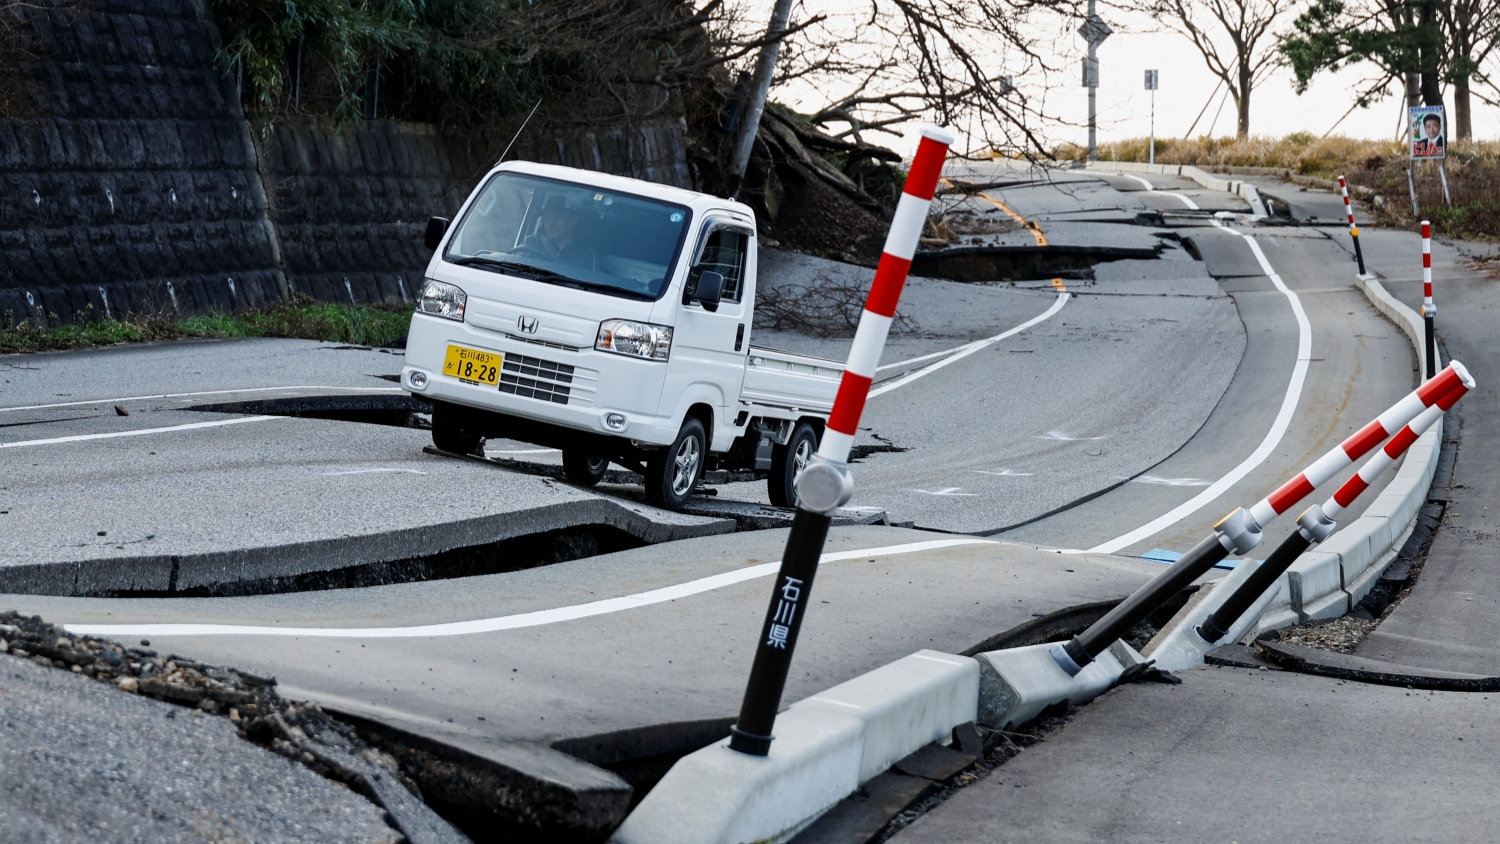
(418, 280, 466, 321)
(596, 319, 672, 361)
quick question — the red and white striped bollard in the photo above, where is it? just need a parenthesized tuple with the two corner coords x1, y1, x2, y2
(728, 126, 955, 756)
(1422, 220, 1436, 378)
(1199, 367, 1473, 643)
(1339, 175, 1367, 276)
(1053, 361, 1471, 675)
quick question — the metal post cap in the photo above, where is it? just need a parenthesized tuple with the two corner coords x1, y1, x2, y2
(794, 455, 854, 516)
(1297, 504, 1338, 544)
(1214, 507, 1262, 556)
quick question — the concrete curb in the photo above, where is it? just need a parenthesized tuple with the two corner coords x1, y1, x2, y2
(1136, 249, 1442, 653)
(610, 650, 978, 844)
(1242, 273, 1443, 634)
(975, 640, 1146, 729)
(1084, 161, 1270, 217)
(612, 636, 1148, 842)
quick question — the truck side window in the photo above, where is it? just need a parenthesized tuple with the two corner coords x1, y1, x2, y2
(686, 227, 748, 304)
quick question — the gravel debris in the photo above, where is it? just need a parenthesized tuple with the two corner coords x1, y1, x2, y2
(1276, 616, 1380, 653)
(0, 609, 464, 841)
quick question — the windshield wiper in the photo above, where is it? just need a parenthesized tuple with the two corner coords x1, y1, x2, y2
(448, 255, 653, 300)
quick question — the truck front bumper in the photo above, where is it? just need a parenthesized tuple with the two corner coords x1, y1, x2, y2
(402, 313, 675, 447)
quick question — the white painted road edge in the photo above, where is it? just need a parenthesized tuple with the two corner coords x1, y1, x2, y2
(870, 292, 1069, 397)
(1081, 189, 1312, 554)
(0, 415, 284, 449)
(64, 538, 995, 639)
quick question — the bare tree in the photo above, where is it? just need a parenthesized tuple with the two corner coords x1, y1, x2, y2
(1147, 0, 1303, 137)
(719, 0, 1085, 162)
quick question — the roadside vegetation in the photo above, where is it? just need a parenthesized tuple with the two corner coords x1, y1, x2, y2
(0, 296, 412, 355)
(1060, 133, 1500, 242)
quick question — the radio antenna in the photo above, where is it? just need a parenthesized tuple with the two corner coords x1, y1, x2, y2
(497, 100, 543, 166)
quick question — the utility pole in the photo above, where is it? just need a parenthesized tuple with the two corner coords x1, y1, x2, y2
(725, 0, 796, 196)
(1079, 0, 1112, 161)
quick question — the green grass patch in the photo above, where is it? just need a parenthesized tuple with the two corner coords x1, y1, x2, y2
(1, 296, 413, 355)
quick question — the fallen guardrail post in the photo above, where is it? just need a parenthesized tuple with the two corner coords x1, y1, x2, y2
(1195, 368, 1471, 645)
(1050, 361, 1472, 677)
(1340, 175, 1367, 276)
(1422, 220, 1436, 378)
(726, 125, 954, 757)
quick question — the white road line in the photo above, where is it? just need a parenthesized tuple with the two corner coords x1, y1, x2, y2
(1119, 174, 1200, 210)
(875, 291, 1067, 375)
(63, 538, 996, 639)
(0, 416, 283, 449)
(1, 385, 404, 413)
(869, 292, 1068, 398)
(1083, 216, 1311, 555)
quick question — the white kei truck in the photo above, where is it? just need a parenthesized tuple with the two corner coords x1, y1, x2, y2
(402, 160, 844, 511)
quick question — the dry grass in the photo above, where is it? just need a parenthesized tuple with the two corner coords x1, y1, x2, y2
(1049, 134, 1500, 241)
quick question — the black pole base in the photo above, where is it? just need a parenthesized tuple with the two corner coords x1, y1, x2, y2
(1196, 616, 1228, 645)
(728, 724, 774, 756)
(1352, 234, 1367, 276)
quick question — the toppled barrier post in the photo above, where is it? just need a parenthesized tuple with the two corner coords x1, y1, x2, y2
(1195, 365, 1471, 646)
(1051, 362, 1472, 677)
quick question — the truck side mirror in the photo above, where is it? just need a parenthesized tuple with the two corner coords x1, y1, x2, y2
(693, 271, 724, 313)
(424, 217, 450, 251)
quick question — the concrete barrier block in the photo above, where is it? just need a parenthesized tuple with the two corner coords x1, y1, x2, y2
(1288, 550, 1344, 623)
(792, 650, 978, 783)
(976, 641, 1144, 731)
(612, 650, 979, 844)
(1302, 587, 1350, 622)
(1367, 475, 1419, 523)
(1143, 560, 1285, 671)
(610, 705, 862, 844)
(1251, 605, 1300, 639)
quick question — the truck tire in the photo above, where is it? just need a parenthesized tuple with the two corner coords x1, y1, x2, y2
(562, 451, 610, 487)
(767, 421, 819, 508)
(430, 401, 485, 456)
(644, 417, 706, 511)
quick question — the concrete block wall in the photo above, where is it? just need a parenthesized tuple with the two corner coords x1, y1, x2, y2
(0, 0, 284, 326)
(0, 0, 695, 319)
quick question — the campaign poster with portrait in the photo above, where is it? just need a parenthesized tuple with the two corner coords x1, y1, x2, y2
(1410, 106, 1446, 159)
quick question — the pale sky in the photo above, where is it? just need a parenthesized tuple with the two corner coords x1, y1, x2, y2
(760, 2, 1497, 156)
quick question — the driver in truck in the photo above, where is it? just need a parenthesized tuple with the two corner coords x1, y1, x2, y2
(526, 197, 593, 268)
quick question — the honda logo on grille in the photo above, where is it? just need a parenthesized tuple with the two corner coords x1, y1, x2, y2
(517, 315, 539, 334)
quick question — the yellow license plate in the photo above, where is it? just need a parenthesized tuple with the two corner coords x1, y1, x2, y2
(442, 345, 503, 386)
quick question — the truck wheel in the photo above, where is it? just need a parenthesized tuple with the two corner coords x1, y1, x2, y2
(768, 422, 819, 508)
(562, 451, 610, 487)
(430, 401, 485, 456)
(644, 417, 706, 511)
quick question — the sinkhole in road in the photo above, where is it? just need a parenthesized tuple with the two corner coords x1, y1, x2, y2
(911, 244, 1163, 283)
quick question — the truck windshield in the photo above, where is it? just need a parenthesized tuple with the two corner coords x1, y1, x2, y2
(444, 171, 692, 300)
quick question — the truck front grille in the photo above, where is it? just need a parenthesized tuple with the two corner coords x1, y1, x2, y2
(499, 354, 574, 405)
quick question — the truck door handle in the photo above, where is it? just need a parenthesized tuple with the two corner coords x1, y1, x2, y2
(735, 324, 745, 351)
